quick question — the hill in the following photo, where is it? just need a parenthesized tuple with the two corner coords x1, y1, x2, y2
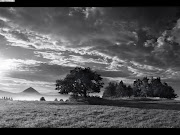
(21, 87, 40, 95)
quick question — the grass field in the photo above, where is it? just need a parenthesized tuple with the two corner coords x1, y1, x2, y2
(1, 98, 180, 128)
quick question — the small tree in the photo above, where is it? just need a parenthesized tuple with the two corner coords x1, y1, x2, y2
(40, 97, 46, 101)
(140, 77, 150, 97)
(102, 82, 117, 98)
(160, 83, 178, 99)
(54, 98, 58, 101)
(60, 99, 64, 102)
(133, 79, 142, 97)
(65, 99, 69, 102)
(127, 85, 133, 98)
(55, 67, 104, 98)
(116, 81, 127, 97)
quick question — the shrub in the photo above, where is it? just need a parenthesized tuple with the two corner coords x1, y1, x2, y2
(69, 94, 78, 102)
(69, 94, 88, 102)
(59, 99, 64, 102)
(65, 99, 69, 102)
(40, 97, 46, 101)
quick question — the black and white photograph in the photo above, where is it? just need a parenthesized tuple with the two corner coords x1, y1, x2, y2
(0, 7, 180, 128)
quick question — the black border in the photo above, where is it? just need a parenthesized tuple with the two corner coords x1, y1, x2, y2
(0, 0, 180, 131)
(0, 0, 180, 7)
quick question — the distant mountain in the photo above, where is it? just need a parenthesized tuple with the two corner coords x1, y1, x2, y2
(0, 88, 69, 101)
(21, 87, 40, 95)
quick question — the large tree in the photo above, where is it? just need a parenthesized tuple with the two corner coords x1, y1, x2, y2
(132, 77, 178, 99)
(55, 67, 104, 98)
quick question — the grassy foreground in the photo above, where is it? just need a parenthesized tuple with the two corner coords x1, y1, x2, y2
(1, 99, 180, 128)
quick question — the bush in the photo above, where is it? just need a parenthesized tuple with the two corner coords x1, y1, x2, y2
(59, 99, 64, 102)
(93, 95, 101, 98)
(54, 98, 58, 101)
(65, 99, 69, 102)
(69, 94, 78, 102)
(69, 95, 88, 102)
(40, 97, 46, 101)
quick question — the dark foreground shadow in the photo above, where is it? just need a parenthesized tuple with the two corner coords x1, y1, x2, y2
(45, 97, 180, 111)
(87, 98, 180, 111)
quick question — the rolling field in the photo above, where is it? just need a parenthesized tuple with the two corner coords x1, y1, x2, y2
(1, 99, 180, 128)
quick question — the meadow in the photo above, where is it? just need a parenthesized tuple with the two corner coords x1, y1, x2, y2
(1, 98, 180, 128)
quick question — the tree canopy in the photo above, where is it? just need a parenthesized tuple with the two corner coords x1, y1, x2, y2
(103, 77, 178, 99)
(55, 67, 104, 98)
(102, 81, 133, 98)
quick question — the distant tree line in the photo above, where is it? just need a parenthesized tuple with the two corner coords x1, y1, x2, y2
(1, 97, 13, 100)
(55, 67, 178, 100)
(103, 77, 178, 99)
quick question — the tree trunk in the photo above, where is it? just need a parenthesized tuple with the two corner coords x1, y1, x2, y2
(83, 89, 87, 98)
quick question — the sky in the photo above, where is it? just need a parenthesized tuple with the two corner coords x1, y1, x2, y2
(0, 7, 180, 95)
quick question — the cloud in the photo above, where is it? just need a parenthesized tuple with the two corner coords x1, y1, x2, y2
(97, 69, 131, 78)
(0, 59, 44, 77)
(0, 63, 74, 93)
(1, 7, 180, 93)
(130, 61, 163, 72)
(69, 7, 104, 19)
(11, 30, 30, 42)
(0, 76, 55, 93)
(103, 77, 134, 84)
(106, 56, 127, 71)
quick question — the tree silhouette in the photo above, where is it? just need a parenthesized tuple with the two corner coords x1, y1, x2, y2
(116, 81, 127, 97)
(55, 67, 104, 98)
(159, 82, 177, 99)
(102, 82, 117, 98)
(127, 85, 133, 98)
(103, 77, 178, 99)
(40, 97, 46, 101)
(103, 80, 133, 98)
(132, 77, 178, 99)
(133, 79, 143, 97)
(59, 99, 64, 102)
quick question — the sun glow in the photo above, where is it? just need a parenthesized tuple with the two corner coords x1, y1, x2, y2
(0, 58, 17, 77)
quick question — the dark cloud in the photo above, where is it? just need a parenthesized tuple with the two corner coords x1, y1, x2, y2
(0, 46, 48, 62)
(35, 63, 73, 77)
(97, 70, 132, 78)
(0, 34, 8, 50)
(7, 63, 74, 83)
(11, 30, 30, 42)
